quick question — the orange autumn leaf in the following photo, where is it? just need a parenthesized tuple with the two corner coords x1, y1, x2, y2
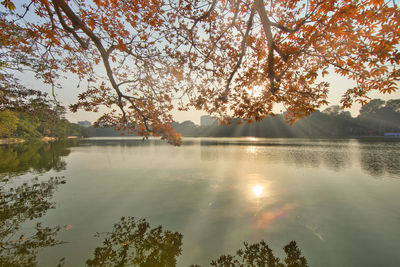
(1, 0, 399, 145)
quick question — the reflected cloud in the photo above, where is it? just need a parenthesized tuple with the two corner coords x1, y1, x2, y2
(256, 204, 294, 229)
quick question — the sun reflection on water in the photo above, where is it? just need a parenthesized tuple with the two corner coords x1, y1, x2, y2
(253, 185, 263, 198)
(247, 146, 256, 154)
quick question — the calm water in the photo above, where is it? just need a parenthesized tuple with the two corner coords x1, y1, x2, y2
(1, 138, 400, 266)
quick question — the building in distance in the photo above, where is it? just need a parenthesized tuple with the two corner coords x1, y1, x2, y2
(200, 115, 217, 127)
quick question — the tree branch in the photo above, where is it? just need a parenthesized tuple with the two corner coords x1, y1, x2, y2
(189, 0, 217, 35)
(52, 1, 88, 50)
(52, 0, 126, 120)
(223, 7, 255, 99)
(254, 0, 277, 93)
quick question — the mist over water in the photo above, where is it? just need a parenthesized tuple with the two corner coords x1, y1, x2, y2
(1, 137, 400, 266)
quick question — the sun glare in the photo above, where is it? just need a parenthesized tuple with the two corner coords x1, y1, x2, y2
(253, 185, 263, 198)
(249, 85, 263, 97)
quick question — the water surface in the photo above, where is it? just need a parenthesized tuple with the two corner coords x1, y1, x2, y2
(1, 138, 399, 266)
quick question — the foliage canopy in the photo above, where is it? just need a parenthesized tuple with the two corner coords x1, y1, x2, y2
(1, 0, 399, 144)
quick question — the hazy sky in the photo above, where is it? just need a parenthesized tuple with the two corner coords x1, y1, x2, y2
(10, 1, 400, 126)
(20, 68, 399, 125)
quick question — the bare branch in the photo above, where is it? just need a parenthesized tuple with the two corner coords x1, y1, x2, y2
(117, 79, 139, 87)
(254, 0, 277, 93)
(223, 7, 255, 99)
(52, 0, 128, 122)
(189, 0, 218, 35)
(52, 1, 89, 50)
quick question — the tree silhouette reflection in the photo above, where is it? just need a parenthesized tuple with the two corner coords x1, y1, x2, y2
(1, 180, 309, 267)
(86, 217, 183, 267)
(86, 217, 308, 267)
(0, 141, 74, 266)
(0, 140, 77, 178)
(208, 240, 308, 267)
(0, 176, 66, 266)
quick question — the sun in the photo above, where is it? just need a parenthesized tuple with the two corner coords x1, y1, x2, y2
(249, 85, 263, 97)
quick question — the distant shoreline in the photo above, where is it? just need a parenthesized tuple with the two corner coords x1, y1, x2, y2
(1, 135, 399, 145)
(0, 136, 80, 145)
(0, 138, 25, 145)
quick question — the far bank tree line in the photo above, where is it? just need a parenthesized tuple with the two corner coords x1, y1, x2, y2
(0, 104, 91, 140)
(172, 99, 400, 138)
(4, 98, 397, 139)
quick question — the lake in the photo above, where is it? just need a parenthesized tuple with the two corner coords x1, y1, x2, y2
(1, 137, 400, 266)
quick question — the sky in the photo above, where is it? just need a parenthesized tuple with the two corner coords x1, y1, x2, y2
(12, 1, 400, 126)
(20, 68, 399, 126)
